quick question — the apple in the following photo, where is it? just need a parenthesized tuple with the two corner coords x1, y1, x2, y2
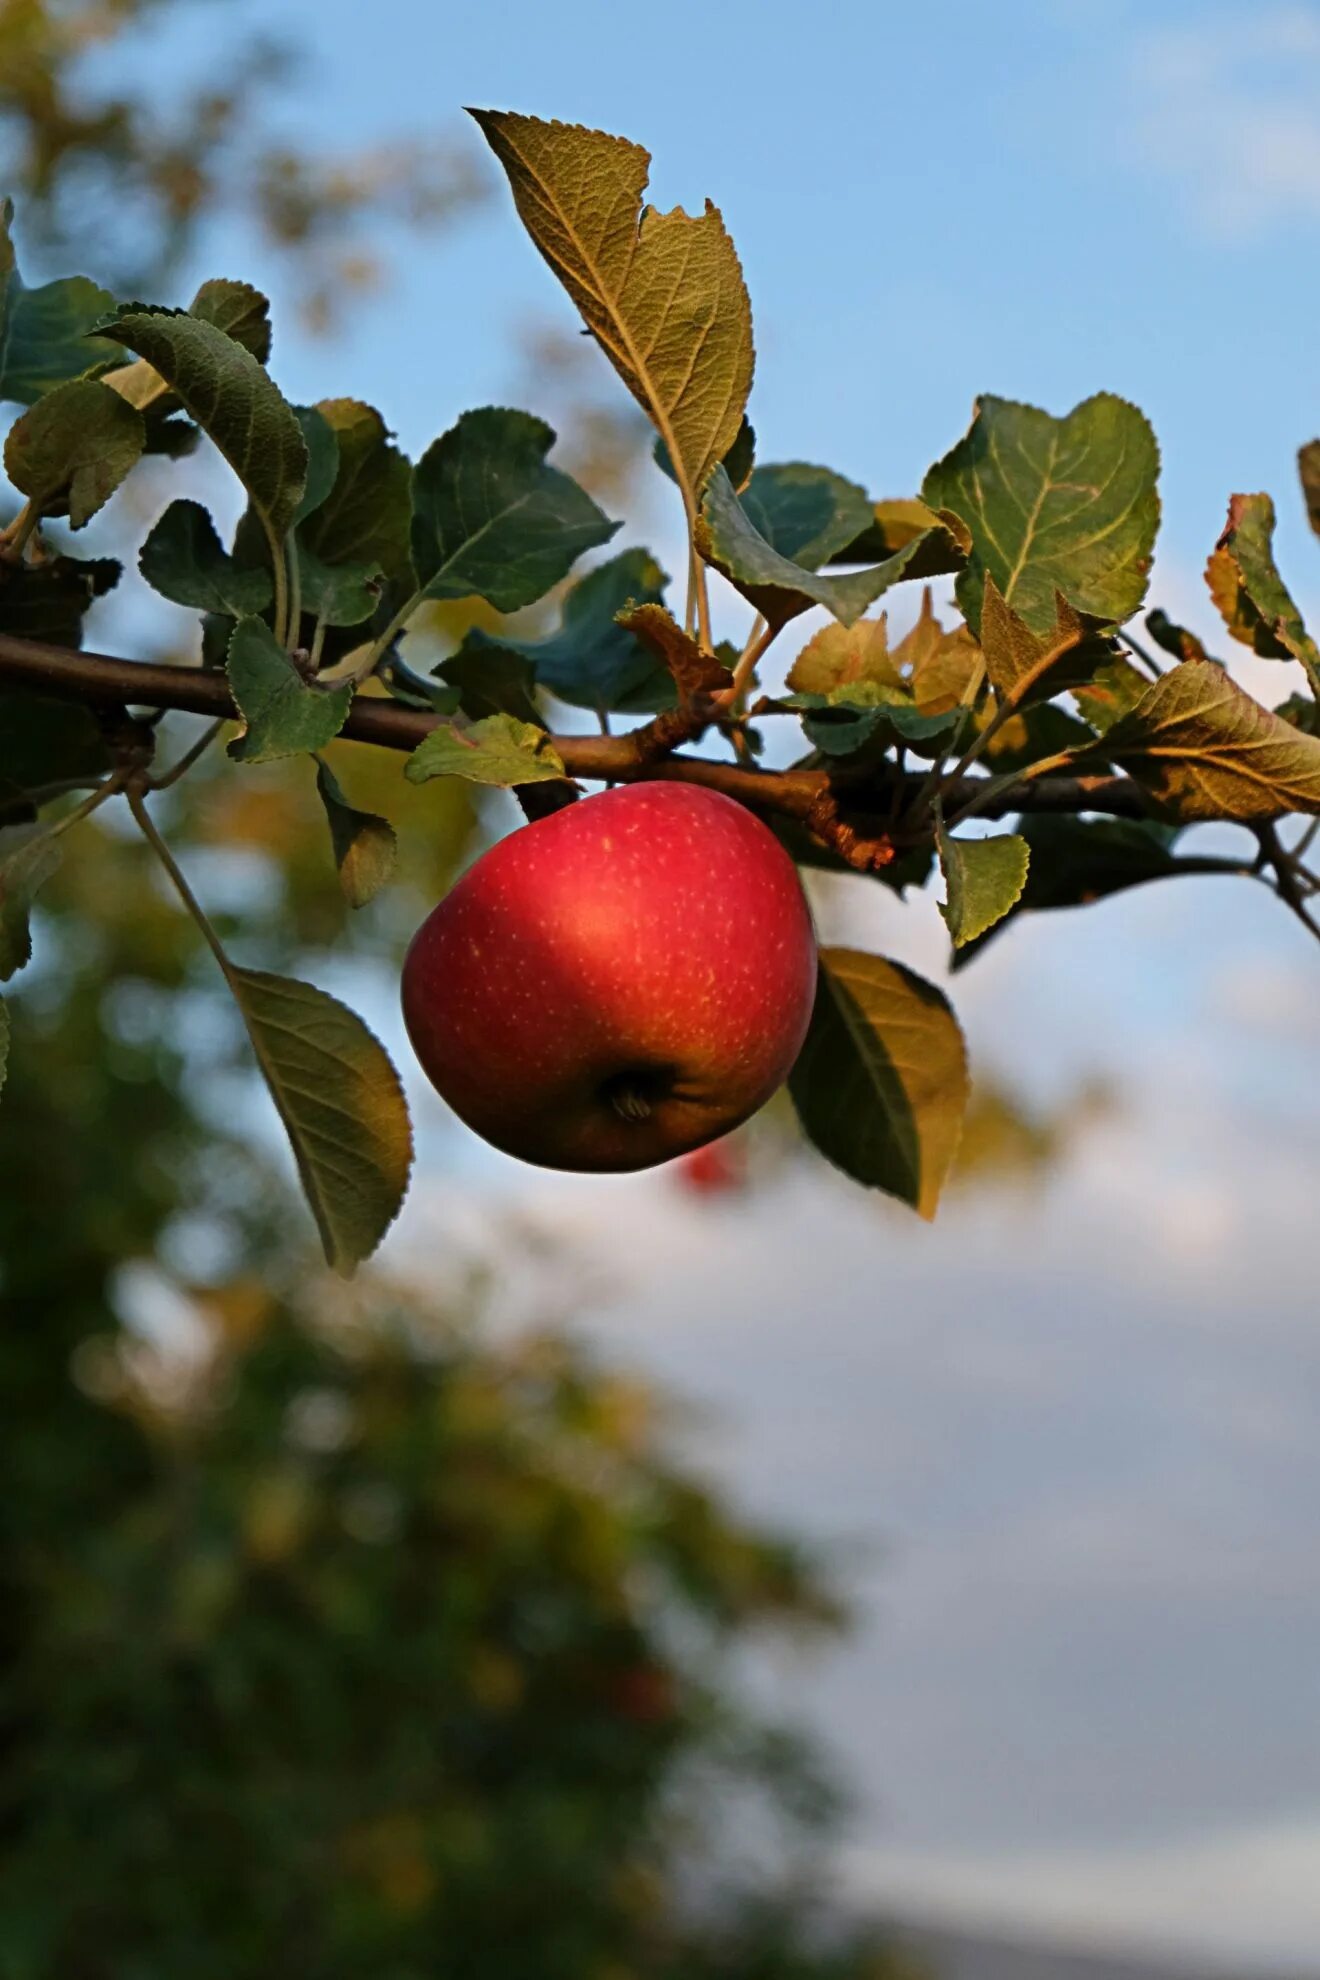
(401, 782, 817, 1172)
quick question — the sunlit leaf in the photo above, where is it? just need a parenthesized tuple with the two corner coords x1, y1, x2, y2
(923, 392, 1160, 635)
(1204, 492, 1320, 697)
(405, 714, 568, 788)
(789, 948, 968, 1219)
(228, 966, 412, 1273)
(937, 827, 1030, 947)
(474, 109, 753, 527)
(1106, 659, 1320, 819)
(979, 578, 1116, 706)
(614, 603, 731, 699)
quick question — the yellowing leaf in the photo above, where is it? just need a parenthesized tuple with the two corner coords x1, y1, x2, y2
(405, 714, 568, 788)
(1106, 659, 1320, 820)
(788, 949, 969, 1219)
(472, 110, 753, 530)
(229, 967, 412, 1274)
(1204, 492, 1320, 698)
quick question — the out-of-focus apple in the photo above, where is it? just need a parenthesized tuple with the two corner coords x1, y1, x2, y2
(401, 783, 816, 1172)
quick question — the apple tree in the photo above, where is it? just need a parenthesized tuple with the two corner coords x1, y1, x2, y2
(4, 109, 1319, 1271)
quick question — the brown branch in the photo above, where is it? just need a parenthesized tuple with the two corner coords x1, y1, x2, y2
(0, 630, 1154, 833)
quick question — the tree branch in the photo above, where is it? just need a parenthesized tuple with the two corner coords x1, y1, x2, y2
(0, 629, 1155, 832)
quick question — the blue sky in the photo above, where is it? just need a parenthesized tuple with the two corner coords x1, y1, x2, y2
(80, 0, 1320, 1966)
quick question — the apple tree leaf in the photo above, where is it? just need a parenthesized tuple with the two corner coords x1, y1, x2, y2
(789, 948, 969, 1219)
(937, 827, 1030, 947)
(102, 277, 274, 412)
(314, 759, 397, 909)
(139, 499, 273, 617)
(300, 399, 413, 591)
(411, 406, 617, 613)
(979, 577, 1117, 706)
(226, 616, 351, 764)
(4, 378, 144, 527)
(295, 545, 383, 627)
(228, 965, 411, 1275)
(0, 552, 120, 645)
(922, 392, 1160, 636)
(473, 109, 753, 528)
(0, 199, 119, 405)
(614, 603, 731, 699)
(449, 548, 674, 713)
(0, 994, 8, 1106)
(1105, 659, 1320, 819)
(0, 692, 112, 803)
(699, 465, 950, 629)
(739, 462, 874, 569)
(0, 829, 62, 981)
(1071, 653, 1151, 735)
(405, 714, 568, 789)
(1145, 608, 1211, 664)
(434, 648, 541, 725)
(1204, 492, 1320, 698)
(293, 404, 340, 523)
(94, 305, 308, 547)
(788, 615, 903, 695)
(826, 496, 970, 573)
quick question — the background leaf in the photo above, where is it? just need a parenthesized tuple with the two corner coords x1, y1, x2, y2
(788, 948, 968, 1219)
(4, 378, 144, 527)
(139, 500, 273, 616)
(0, 992, 7, 1104)
(922, 392, 1160, 635)
(0, 691, 112, 806)
(405, 714, 568, 788)
(299, 399, 413, 591)
(938, 828, 1030, 947)
(0, 830, 62, 981)
(739, 463, 874, 569)
(314, 759, 397, 909)
(228, 966, 411, 1274)
(227, 617, 351, 764)
(1106, 659, 1320, 820)
(473, 110, 753, 528)
(0, 553, 120, 645)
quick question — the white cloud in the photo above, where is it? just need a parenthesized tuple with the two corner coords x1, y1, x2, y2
(839, 1814, 1320, 1971)
(1127, 7, 1320, 238)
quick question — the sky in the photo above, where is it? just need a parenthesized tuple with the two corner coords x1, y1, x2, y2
(84, 0, 1320, 1968)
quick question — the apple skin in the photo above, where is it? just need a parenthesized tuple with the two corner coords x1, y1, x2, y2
(401, 782, 817, 1172)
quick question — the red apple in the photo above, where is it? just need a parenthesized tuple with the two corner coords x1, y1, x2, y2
(401, 782, 816, 1172)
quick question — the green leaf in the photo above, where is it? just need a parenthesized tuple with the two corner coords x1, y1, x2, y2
(434, 647, 541, 724)
(938, 827, 1030, 947)
(101, 278, 274, 412)
(228, 965, 411, 1274)
(1299, 440, 1320, 542)
(404, 714, 568, 789)
(698, 466, 949, 629)
(411, 406, 617, 613)
(0, 828, 61, 980)
(4, 379, 144, 527)
(979, 578, 1116, 706)
(1277, 692, 1320, 737)
(1204, 492, 1320, 697)
(293, 404, 340, 523)
(922, 392, 1160, 635)
(0, 691, 111, 802)
(95, 305, 307, 548)
(0, 993, 8, 1105)
(655, 415, 755, 492)
(473, 109, 753, 528)
(449, 548, 673, 713)
(300, 399, 413, 591)
(951, 815, 1196, 968)
(740, 463, 874, 569)
(295, 545, 383, 627)
(226, 616, 351, 764)
(0, 200, 118, 405)
(788, 948, 968, 1219)
(1106, 658, 1320, 820)
(0, 552, 120, 644)
(314, 759, 397, 909)
(139, 500, 273, 617)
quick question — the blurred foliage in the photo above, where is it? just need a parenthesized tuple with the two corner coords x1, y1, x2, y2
(0, 0, 489, 323)
(0, 765, 917, 1977)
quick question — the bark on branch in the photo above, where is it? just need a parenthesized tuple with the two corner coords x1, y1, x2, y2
(0, 631, 1153, 828)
